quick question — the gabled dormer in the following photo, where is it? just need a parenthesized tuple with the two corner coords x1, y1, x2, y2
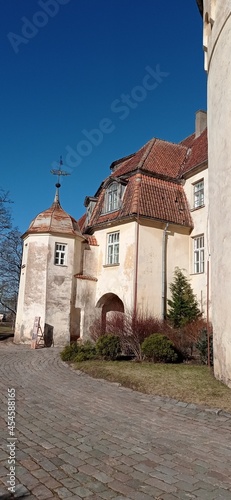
(102, 178, 127, 214)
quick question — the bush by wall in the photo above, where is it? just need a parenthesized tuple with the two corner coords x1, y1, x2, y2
(74, 341, 97, 362)
(196, 329, 213, 366)
(141, 334, 178, 363)
(96, 334, 121, 360)
(60, 342, 79, 361)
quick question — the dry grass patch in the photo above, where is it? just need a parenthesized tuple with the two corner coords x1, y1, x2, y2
(74, 360, 231, 412)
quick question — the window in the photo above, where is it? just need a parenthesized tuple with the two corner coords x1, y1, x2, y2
(104, 182, 126, 213)
(55, 243, 67, 265)
(193, 235, 204, 273)
(107, 232, 119, 265)
(193, 180, 204, 208)
(106, 183, 119, 212)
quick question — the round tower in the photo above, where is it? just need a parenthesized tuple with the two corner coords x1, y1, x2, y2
(200, 0, 231, 386)
(14, 190, 84, 346)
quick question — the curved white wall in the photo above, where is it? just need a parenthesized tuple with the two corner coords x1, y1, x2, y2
(205, 0, 231, 385)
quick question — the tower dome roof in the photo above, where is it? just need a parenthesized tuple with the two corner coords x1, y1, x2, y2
(25, 199, 82, 237)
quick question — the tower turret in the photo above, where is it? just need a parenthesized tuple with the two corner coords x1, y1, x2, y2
(15, 163, 84, 346)
(199, 0, 231, 387)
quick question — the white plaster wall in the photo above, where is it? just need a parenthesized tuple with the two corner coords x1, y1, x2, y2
(94, 222, 136, 312)
(46, 235, 80, 346)
(184, 168, 209, 314)
(138, 223, 190, 317)
(205, 0, 231, 386)
(14, 234, 49, 343)
(92, 221, 190, 319)
(15, 232, 83, 346)
(75, 278, 97, 339)
(83, 243, 99, 277)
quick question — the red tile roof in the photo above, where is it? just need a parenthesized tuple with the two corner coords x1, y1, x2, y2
(180, 129, 207, 174)
(74, 274, 98, 281)
(78, 213, 86, 233)
(26, 201, 82, 237)
(80, 126, 207, 232)
(112, 138, 189, 179)
(84, 235, 98, 246)
(88, 173, 193, 229)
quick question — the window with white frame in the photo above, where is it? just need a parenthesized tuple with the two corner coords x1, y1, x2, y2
(193, 235, 204, 273)
(104, 182, 126, 213)
(193, 180, 204, 208)
(106, 182, 119, 212)
(55, 243, 67, 265)
(106, 232, 119, 265)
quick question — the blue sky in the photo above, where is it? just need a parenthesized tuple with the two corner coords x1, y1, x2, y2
(1, 0, 206, 232)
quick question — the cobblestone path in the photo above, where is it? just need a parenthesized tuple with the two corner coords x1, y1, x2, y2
(0, 342, 231, 500)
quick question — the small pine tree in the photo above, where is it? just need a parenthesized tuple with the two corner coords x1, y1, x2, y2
(167, 267, 201, 328)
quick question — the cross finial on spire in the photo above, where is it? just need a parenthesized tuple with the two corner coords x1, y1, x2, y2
(50, 156, 70, 204)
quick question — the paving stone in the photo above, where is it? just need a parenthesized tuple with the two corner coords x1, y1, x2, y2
(0, 345, 231, 500)
(100, 491, 117, 499)
(70, 486, 94, 497)
(54, 486, 74, 498)
(31, 484, 54, 499)
(107, 479, 135, 496)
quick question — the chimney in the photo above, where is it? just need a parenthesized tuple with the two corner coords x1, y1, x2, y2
(195, 110, 207, 138)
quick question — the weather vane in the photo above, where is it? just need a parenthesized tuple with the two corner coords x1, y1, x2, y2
(50, 156, 70, 188)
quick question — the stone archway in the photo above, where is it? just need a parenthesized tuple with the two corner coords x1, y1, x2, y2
(96, 293, 124, 333)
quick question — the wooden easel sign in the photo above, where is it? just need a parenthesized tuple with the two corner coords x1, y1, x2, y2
(31, 316, 40, 349)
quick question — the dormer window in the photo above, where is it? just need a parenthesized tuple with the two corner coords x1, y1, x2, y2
(104, 181, 126, 213)
(106, 182, 118, 212)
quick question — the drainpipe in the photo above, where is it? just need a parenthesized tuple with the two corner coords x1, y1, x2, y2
(133, 175, 142, 315)
(207, 258, 210, 367)
(161, 223, 169, 320)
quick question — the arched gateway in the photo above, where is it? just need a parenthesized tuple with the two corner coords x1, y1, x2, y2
(96, 293, 124, 332)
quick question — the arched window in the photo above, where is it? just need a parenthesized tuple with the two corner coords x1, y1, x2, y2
(104, 181, 126, 213)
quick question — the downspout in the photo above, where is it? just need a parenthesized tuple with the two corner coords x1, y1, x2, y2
(161, 223, 169, 320)
(133, 175, 142, 314)
(207, 258, 210, 367)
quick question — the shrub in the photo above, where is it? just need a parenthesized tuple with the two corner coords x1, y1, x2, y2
(60, 342, 79, 361)
(141, 334, 178, 363)
(96, 334, 121, 360)
(74, 341, 97, 362)
(196, 329, 213, 365)
(167, 268, 201, 328)
(106, 311, 163, 361)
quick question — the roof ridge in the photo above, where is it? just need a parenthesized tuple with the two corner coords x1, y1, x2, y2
(179, 132, 195, 145)
(138, 138, 156, 170)
(130, 173, 142, 215)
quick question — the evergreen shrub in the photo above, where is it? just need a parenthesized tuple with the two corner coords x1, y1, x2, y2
(167, 267, 201, 328)
(96, 334, 121, 360)
(60, 342, 79, 361)
(141, 334, 178, 363)
(74, 341, 97, 362)
(196, 329, 213, 366)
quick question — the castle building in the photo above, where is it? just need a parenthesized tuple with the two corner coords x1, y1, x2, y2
(15, 112, 208, 346)
(197, 0, 231, 387)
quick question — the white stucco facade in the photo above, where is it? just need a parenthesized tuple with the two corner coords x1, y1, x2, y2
(14, 200, 84, 346)
(202, 0, 231, 386)
(15, 114, 209, 348)
(184, 167, 209, 315)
